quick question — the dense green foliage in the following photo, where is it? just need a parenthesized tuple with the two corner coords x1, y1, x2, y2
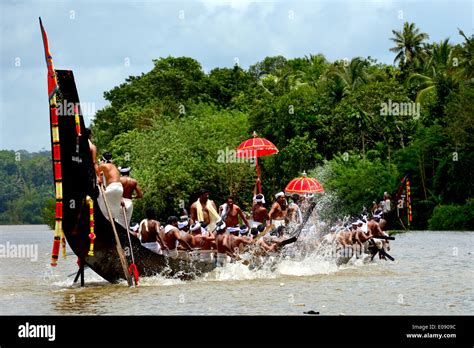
(4, 23, 473, 230)
(0, 150, 53, 224)
(76, 24, 474, 228)
(428, 199, 474, 230)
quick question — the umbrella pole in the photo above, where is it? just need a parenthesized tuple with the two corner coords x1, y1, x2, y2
(256, 157, 262, 194)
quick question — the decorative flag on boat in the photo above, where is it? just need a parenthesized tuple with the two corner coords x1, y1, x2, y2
(39, 18, 66, 266)
(406, 177, 412, 225)
(396, 175, 412, 227)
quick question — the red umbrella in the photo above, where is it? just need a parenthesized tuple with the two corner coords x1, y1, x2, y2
(285, 171, 324, 194)
(236, 131, 278, 193)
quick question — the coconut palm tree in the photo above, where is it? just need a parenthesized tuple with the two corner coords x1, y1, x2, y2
(454, 28, 474, 80)
(408, 39, 456, 103)
(390, 22, 429, 70)
(325, 57, 370, 100)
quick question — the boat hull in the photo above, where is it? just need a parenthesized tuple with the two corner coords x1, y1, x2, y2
(54, 70, 215, 283)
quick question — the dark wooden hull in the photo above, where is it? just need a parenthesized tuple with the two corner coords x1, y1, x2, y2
(54, 70, 215, 283)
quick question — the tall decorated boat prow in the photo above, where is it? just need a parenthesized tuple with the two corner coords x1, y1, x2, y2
(39, 18, 215, 285)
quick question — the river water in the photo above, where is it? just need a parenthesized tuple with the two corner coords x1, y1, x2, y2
(0, 225, 472, 315)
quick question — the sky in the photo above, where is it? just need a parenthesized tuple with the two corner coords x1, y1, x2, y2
(0, 0, 472, 152)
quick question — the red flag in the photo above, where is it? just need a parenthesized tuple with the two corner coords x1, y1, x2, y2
(39, 17, 59, 100)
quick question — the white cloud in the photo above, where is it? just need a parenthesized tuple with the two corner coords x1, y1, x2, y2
(0, 0, 471, 151)
(199, 0, 255, 13)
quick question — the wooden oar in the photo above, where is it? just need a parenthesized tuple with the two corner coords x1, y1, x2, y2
(252, 224, 274, 242)
(99, 184, 133, 286)
(373, 235, 395, 240)
(122, 206, 139, 286)
(291, 201, 317, 240)
(278, 236, 297, 247)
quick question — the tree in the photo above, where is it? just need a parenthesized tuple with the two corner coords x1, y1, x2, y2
(390, 22, 429, 71)
(408, 39, 459, 124)
(453, 28, 474, 80)
(325, 57, 370, 100)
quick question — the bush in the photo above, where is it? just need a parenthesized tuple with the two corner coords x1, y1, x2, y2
(309, 152, 400, 218)
(428, 199, 474, 230)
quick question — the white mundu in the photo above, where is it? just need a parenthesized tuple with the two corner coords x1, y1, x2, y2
(98, 182, 123, 221)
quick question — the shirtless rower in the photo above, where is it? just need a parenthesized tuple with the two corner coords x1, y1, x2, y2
(352, 220, 372, 257)
(269, 192, 288, 228)
(215, 222, 234, 266)
(288, 193, 303, 224)
(189, 222, 215, 248)
(367, 217, 390, 259)
(139, 208, 168, 254)
(189, 222, 215, 263)
(190, 188, 220, 232)
(97, 152, 123, 220)
(229, 231, 252, 255)
(118, 167, 142, 228)
(220, 197, 250, 230)
(163, 216, 193, 258)
(258, 226, 286, 253)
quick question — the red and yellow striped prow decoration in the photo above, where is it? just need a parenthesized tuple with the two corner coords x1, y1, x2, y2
(74, 104, 81, 136)
(40, 18, 65, 267)
(87, 197, 96, 256)
(406, 178, 412, 225)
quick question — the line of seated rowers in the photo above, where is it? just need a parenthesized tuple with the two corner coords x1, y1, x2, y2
(128, 208, 287, 265)
(320, 216, 390, 259)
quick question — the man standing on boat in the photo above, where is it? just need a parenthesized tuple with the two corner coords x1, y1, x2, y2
(190, 188, 221, 233)
(288, 193, 303, 224)
(251, 194, 269, 228)
(219, 197, 251, 230)
(97, 152, 123, 221)
(269, 192, 288, 228)
(117, 167, 142, 228)
(84, 128, 99, 177)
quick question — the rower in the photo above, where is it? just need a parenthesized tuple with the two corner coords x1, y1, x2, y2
(163, 216, 193, 258)
(239, 225, 249, 237)
(189, 222, 215, 263)
(97, 152, 123, 221)
(177, 219, 194, 251)
(139, 208, 168, 254)
(288, 193, 303, 224)
(269, 192, 288, 229)
(219, 197, 251, 230)
(190, 188, 220, 232)
(229, 228, 252, 256)
(258, 226, 285, 253)
(227, 225, 241, 236)
(129, 222, 140, 238)
(178, 218, 189, 232)
(352, 220, 370, 257)
(117, 166, 142, 228)
(215, 221, 231, 266)
(367, 216, 390, 259)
